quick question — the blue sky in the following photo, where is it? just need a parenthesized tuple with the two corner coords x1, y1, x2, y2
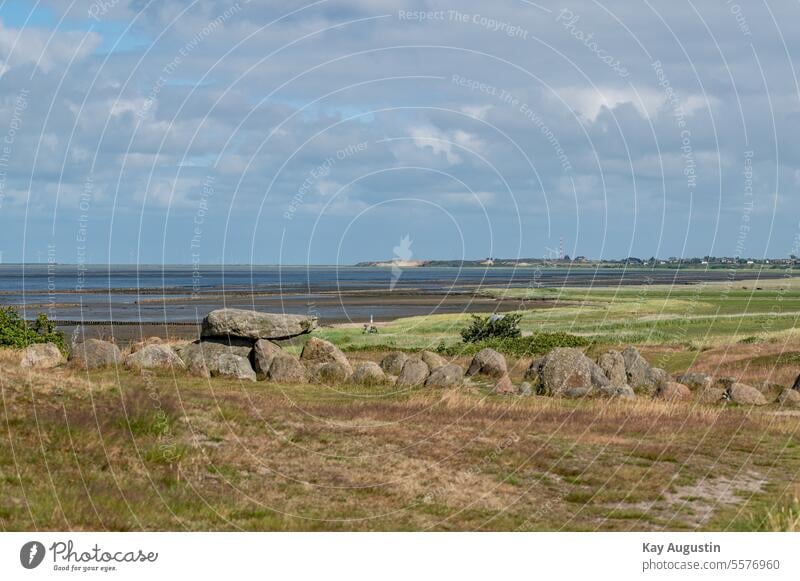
(1, 0, 799, 264)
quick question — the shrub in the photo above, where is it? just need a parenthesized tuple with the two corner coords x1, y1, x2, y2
(460, 313, 522, 343)
(438, 332, 590, 357)
(0, 307, 65, 351)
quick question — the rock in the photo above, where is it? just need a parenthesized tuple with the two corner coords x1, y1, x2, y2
(728, 382, 768, 406)
(597, 350, 626, 385)
(69, 339, 122, 369)
(300, 337, 352, 373)
(493, 374, 515, 395)
(590, 362, 611, 388)
(201, 308, 317, 340)
(655, 381, 692, 401)
(130, 336, 163, 353)
(424, 363, 464, 388)
(215, 354, 256, 381)
(252, 339, 283, 380)
(524, 357, 545, 382)
(755, 381, 784, 402)
(697, 387, 727, 404)
(648, 368, 668, 389)
(466, 348, 507, 379)
(538, 348, 594, 396)
(380, 351, 408, 375)
(777, 389, 800, 407)
(125, 344, 185, 370)
(562, 386, 593, 399)
(713, 376, 738, 390)
(396, 358, 429, 387)
(351, 362, 387, 386)
(596, 385, 636, 400)
(420, 350, 447, 370)
(518, 381, 533, 396)
(676, 372, 712, 391)
(308, 361, 351, 384)
(267, 355, 308, 383)
(21, 343, 64, 369)
(177, 340, 252, 378)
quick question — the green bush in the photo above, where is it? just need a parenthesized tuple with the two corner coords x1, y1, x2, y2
(460, 313, 522, 343)
(438, 332, 590, 357)
(0, 307, 64, 351)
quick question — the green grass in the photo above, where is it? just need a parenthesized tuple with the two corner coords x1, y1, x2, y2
(316, 278, 800, 353)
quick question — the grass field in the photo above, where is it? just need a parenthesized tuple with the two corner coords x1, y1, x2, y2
(1, 352, 799, 532)
(2, 277, 800, 531)
(316, 277, 800, 352)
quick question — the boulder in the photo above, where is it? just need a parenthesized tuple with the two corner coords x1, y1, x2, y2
(201, 308, 317, 340)
(713, 376, 737, 390)
(125, 344, 185, 371)
(518, 382, 533, 396)
(655, 381, 692, 402)
(396, 358, 429, 387)
(777, 389, 800, 407)
(252, 339, 283, 380)
(755, 381, 784, 403)
(177, 340, 252, 378)
(596, 385, 636, 400)
(728, 382, 768, 406)
(300, 337, 352, 372)
(130, 336, 163, 353)
(215, 354, 256, 381)
(351, 362, 387, 386)
(597, 350, 626, 385)
(590, 362, 611, 388)
(420, 350, 447, 371)
(424, 364, 464, 388)
(562, 387, 593, 399)
(69, 339, 122, 369)
(267, 355, 308, 383)
(493, 374, 516, 395)
(466, 348, 507, 379)
(622, 346, 653, 388)
(538, 348, 594, 396)
(697, 387, 727, 404)
(380, 351, 408, 375)
(676, 372, 712, 391)
(308, 361, 351, 384)
(650, 368, 668, 387)
(21, 343, 64, 369)
(524, 357, 545, 382)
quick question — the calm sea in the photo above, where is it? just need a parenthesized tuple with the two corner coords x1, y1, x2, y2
(0, 264, 780, 324)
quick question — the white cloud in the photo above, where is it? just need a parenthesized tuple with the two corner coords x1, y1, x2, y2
(556, 86, 714, 122)
(409, 125, 484, 165)
(0, 20, 101, 74)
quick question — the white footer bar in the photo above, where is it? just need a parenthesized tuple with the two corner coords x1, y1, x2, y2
(1, 533, 797, 580)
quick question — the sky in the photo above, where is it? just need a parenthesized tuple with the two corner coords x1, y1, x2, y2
(0, 0, 799, 265)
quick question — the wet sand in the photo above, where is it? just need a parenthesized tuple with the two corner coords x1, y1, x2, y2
(57, 292, 564, 346)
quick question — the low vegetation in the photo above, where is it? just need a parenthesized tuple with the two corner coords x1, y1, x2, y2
(436, 332, 590, 357)
(460, 313, 522, 343)
(1, 348, 799, 532)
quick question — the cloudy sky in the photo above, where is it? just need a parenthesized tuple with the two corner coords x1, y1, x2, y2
(1, 0, 799, 264)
